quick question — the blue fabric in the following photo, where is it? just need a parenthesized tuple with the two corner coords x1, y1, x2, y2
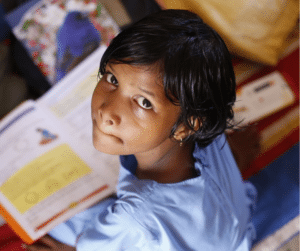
(250, 143, 299, 245)
(50, 134, 256, 250)
(56, 11, 101, 81)
(5, 0, 41, 29)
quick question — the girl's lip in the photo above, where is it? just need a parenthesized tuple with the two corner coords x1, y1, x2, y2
(93, 120, 123, 143)
(93, 119, 110, 135)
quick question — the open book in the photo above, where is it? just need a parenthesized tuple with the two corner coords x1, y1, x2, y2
(0, 46, 120, 244)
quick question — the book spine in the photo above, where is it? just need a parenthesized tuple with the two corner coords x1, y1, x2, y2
(0, 203, 34, 244)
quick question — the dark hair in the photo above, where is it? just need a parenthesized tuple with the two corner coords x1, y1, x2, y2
(99, 9, 236, 147)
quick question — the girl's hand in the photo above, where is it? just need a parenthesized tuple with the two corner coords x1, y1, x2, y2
(25, 235, 76, 251)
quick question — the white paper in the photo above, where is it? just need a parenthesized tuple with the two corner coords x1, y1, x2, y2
(233, 71, 295, 125)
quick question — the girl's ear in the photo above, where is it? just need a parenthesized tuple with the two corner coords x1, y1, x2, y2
(173, 123, 190, 141)
(190, 117, 201, 131)
(173, 117, 201, 141)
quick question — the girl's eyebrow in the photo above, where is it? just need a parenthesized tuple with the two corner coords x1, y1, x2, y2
(107, 62, 157, 98)
(106, 62, 115, 73)
(138, 87, 156, 98)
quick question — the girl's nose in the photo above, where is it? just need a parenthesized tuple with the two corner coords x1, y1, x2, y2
(99, 100, 121, 126)
(104, 119, 114, 125)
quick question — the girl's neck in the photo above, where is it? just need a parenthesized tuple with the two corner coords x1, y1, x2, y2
(135, 141, 197, 183)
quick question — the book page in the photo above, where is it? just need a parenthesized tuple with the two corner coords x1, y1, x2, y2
(0, 100, 118, 240)
(1, 144, 92, 214)
(233, 71, 295, 125)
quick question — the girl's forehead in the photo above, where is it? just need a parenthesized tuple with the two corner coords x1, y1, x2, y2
(108, 60, 163, 74)
(107, 61, 164, 86)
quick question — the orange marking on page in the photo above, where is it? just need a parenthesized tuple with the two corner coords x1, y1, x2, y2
(35, 184, 109, 231)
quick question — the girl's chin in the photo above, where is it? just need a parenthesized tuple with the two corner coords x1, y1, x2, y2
(92, 140, 127, 155)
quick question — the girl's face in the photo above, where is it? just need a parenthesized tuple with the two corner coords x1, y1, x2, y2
(91, 62, 181, 156)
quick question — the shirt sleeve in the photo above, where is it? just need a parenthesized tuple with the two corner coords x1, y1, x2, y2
(76, 202, 162, 251)
(48, 196, 116, 247)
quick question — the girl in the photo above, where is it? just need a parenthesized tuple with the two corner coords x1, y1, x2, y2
(27, 9, 256, 251)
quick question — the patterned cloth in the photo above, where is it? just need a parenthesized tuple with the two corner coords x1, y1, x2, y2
(12, 0, 119, 85)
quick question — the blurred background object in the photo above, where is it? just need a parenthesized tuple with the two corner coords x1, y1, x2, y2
(0, 8, 28, 118)
(159, 0, 299, 65)
(6, 0, 120, 86)
(55, 11, 102, 82)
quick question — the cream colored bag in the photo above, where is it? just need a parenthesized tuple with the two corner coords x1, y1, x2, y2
(161, 0, 299, 65)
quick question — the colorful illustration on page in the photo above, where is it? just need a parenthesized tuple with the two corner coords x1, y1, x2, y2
(36, 128, 58, 145)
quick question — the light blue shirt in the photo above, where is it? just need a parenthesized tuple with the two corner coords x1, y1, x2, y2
(50, 134, 256, 250)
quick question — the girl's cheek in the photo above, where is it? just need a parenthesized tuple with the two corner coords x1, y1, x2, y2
(133, 108, 148, 120)
(92, 89, 102, 106)
(131, 102, 155, 121)
(96, 79, 116, 93)
(92, 82, 113, 105)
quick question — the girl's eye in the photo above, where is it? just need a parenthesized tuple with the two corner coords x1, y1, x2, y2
(136, 97, 152, 109)
(106, 73, 118, 85)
